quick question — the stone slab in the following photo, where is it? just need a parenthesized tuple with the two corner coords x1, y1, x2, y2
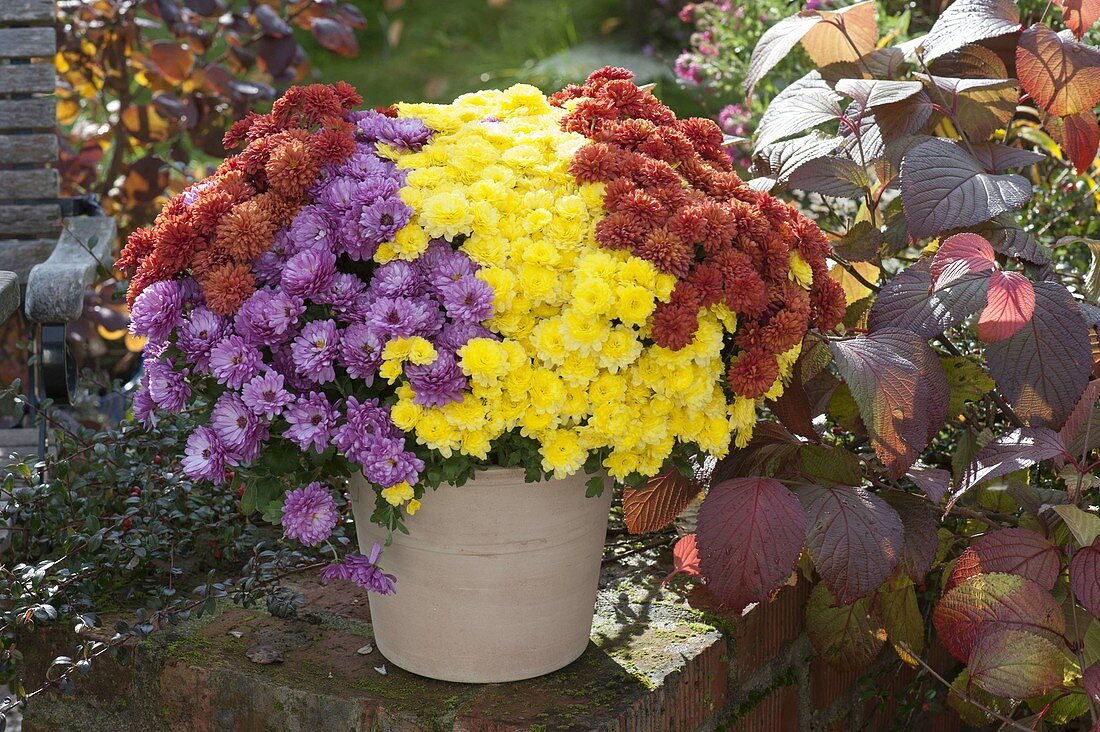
(19, 566, 730, 732)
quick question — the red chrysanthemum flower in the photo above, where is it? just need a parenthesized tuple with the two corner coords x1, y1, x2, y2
(117, 227, 157, 273)
(215, 200, 277, 263)
(568, 143, 620, 182)
(266, 138, 320, 199)
(651, 302, 700, 350)
(635, 228, 693, 278)
(727, 350, 780, 398)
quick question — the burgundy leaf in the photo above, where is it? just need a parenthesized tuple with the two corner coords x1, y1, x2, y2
(928, 44, 1009, 78)
(663, 534, 701, 584)
(1070, 538, 1100, 616)
(868, 260, 988, 339)
(1044, 111, 1100, 173)
(256, 35, 299, 77)
(311, 17, 359, 57)
(253, 5, 292, 37)
(1017, 24, 1100, 116)
(949, 427, 1067, 510)
(710, 424, 805, 483)
(978, 271, 1036, 343)
(901, 138, 1032, 238)
(947, 528, 1061, 590)
(967, 142, 1046, 172)
(334, 3, 369, 30)
(1055, 0, 1100, 38)
(697, 477, 806, 613)
(757, 131, 843, 182)
(906, 461, 952, 503)
(1085, 661, 1100, 701)
(931, 233, 997, 290)
(967, 628, 1065, 698)
(788, 156, 869, 198)
(829, 329, 949, 477)
(623, 469, 699, 535)
(754, 72, 843, 149)
(919, 0, 1022, 62)
(746, 14, 825, 96)
(797, 485, 904, 603)
(884, 491, 940, 583)
(986, 281, 1092, 428)
(836, 78, 924, 107)
(973, 214, 1052, 265)
(932, 572, 1066, 662)
(1058, 378, 1100, 450)
(929, 78, 1019, 142)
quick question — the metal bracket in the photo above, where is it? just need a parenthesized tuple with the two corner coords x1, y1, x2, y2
(33, 322, 75, 405)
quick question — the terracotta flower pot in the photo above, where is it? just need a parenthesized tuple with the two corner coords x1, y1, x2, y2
(348, 467, 613, 683)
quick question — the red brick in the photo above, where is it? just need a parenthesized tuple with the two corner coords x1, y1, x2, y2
(729, 683, 800, 732)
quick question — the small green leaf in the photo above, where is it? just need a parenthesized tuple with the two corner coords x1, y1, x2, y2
(1051, 504, 1100, 547)
(585, 476, 605, 498)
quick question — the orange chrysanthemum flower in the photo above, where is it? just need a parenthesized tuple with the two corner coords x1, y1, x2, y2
(215, 200, 276, 263)
(200, 262, 255, 316)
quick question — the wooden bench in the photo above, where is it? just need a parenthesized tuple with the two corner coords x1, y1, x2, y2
(0, 0, 115, 455)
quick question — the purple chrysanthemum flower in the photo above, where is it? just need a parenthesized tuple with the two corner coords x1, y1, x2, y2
(377, 117, 432, 151)
(241, 370, 294, 420)
(337, 323, 383, 381)
(371, 260, 425, 298)
(208, 334, 263, 389)
(319, 176, 360, 214)
(290, 319, 340, 384)
(321, 542, 396, 595)
(210, 392, 267, 465)
(132, 384, 158, 428)
(357, 198, 412, 250)
(145, 359, 191, 412)
(272, 343, 313, 392)
(284, 391, 338, 453)
(363, 296, 442, 340)
(253, 230, 298, 285)
(332, 213, 369, 260)
(333, 396, 398, 464)
(352, 176, 401, 205)
(178, 306, 227, 370)
(281, 246, 337, 300)
(234, 289, 305, 347)
(419, 246, 477, 292)
(360, 439, 425, 487)
(280, 482, 339, 546)
(406, 351, 468, 407)
(182, 426, 227, 484)
(178, 277, 204, 307)
(287, 205, 337, 251)
(315, 272, 367, 314)
(337, 152, 396, 181)
(129, 280, 183, 343)
(435, 321, 497, 354)
(439, 275, 494, 323)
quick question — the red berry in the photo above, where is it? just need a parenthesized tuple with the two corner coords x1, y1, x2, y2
(130, 487, 141, 496)
(208, 539, 217, 548)
(121, 518, 133, 531)
(236, 485, 245, 499)
(214, 550, 222, 559)
(153, 455, 163, 465)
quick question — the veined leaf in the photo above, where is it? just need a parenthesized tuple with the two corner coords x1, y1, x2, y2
(948, 668, 1021, 726)
(932, 572, 1066, 662)
(978, 271, 1036, 343)
(788, 156, 870, 198)
(927, 77, 1019, 142)
(623, 468, 699, 534)
(950, 427, 1067, 509)
(1070, 538, 1100, 616)
(801, 1, 878, 68)
(804, 583, 886, 670)
(1085, 661, 1100, 702)
(832, 221, 884, 262)
(1017, 24, 1100, 116)
(797, 484, 904, 602)
(663, 534, 700, 584)
(758, 131, 844, 182)
(985, 281, 1092, 428)
(885, 491, 940, 582)
(967, 141, 1046, 172)
(1054, 0, 1100, 39)
(901, 138, 1032, 238)
(973, 215, 1052, 265)
(829, 329, 948, 477)
(836, 78, 924, 108)
(919, 0, 1022, 62)
(906, 461, 952, 503)
(947, 528, 1061, 591)
(1051, 504, 1100, 547)
(931, 232, 997, 290)
(697, 477, 806, 612)
(876, 571, 925, 665)
(746, 14, 828, 96)
(928, 44, 1009, 78)
(967, 628, 1065, 698)
(755, 72, 844, 149)
(1044, 111, 1100, 173)
(867, 260, 988, 338)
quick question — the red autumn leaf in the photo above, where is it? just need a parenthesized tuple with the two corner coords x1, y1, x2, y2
(1055, 0, 1100, 38)
(985, 280, 1092, 428)
(623, 469, 699, 535)
(662, 534, 700, 584)
(1017, 24, 1100, 116)
(949, 427, 1067, 510)
(798, 485, 904, 603)
(966, 627, 1065, 698)
(1070, 538, 1100, 616)
(932, 572, 1065, 662)
(905, 461, 952, 503)
(1085, 661, 1100, 701)
(149, 40, 194, 84)
(868, 260, 989, 339)
(696, 477, 806, 613)
(978, 271, 1036, 343)
(885, 491, 940, 583)
(829, 329, 948, 478)
(919, 0, 1022, 62)
(931, 233, 997, 290)
(311, 17, 359, 57)
(1058, 378, 1100, 450)
(1044, 111, 1100, 172)
(947, 528, 1062, 591)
